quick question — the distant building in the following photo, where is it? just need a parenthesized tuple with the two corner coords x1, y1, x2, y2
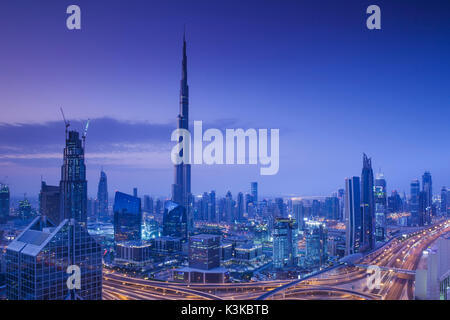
(209, 191, 216, 222)
(324, 197, 340, 220)
(251, 182, 258, 205)
(0, 184, 10, 224)
(113, 192, 142, 242)
(272, 217, 298, 269)
(236, 192, 244, 222)
(18, 198, 32, 220)
(96, 170, 108, 220)
(39, 181, 60, 225)
(410, 180, 421, 226)
(143, 195, 153, 214)
(440, 187, 447, 215)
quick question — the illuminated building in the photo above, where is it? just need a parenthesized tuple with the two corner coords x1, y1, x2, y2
(374, 172, 387, 241)
(96, 170, 108, 221)
(173, 234, 227, 283)
(345, 176, 362, 255)
(114, 241, 153, 267)
(272, 217, 298, 269)
(360, 153, 375, 251)
(162, 201, 187, 240)
(113, 191, 142, 242)
(304, 220, 328, 269)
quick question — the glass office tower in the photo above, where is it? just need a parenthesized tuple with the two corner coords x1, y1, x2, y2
(345, 176, 362, 255)
(162, 201, 187, 240)
(6, 216, 102, 300)
(304, 220, 328, 269)
(272, 217, 298, 269)
(113, 191, 142, 242)
(7, 128, 102, 300)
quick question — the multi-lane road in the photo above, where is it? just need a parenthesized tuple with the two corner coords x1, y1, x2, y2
(102, 219, 450, 300)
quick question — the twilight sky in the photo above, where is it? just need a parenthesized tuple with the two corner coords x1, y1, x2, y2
(0, 0, 449, 199)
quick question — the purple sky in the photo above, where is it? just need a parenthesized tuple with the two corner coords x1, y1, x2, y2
(0, 0, 450, 198)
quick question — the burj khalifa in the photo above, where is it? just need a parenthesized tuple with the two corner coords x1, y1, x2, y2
(172, 33, 191, 209)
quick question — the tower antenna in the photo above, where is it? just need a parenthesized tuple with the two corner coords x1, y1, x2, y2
(82, 119, 90, 148)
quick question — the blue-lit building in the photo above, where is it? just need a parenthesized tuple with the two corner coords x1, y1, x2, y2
(162, 201, 187, 240)
(410, 179, 420, 226)
(272, 217, 298, 269)
(304, 220, 328, 269)
(345, 176, 362, 255)
(189, 234, 220, 270)
(361, 153, 375, 252)
(251, 182, 258, 205)
(96, 170, 108, 221)
(113, 192, 142, 242)
(374, 172, 387, 242)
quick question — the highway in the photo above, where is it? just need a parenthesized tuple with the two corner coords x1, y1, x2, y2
(102, 219, 450, 300)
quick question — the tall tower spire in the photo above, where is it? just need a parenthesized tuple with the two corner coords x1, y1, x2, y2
(172, 32, 191, 213)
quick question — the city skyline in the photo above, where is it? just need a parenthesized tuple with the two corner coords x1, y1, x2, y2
(1, 0, 450, 198)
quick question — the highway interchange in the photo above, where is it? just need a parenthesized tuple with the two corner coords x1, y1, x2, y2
(103, 220, 450, 300)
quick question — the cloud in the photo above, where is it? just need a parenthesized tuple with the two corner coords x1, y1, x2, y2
(0, 117, 241, 169)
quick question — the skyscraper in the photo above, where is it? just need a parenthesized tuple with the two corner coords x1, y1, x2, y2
(60, 130, 87, 225)
(7, 127, 102, 300)
(422, 171, 433, 209)
(18, 197, 32, 220)
(172, 33, 191, 210)
(96, 170, 108, 221)
(162, 201, 187, 240)
(6, 217, 102, 300)
(236, 192, 244, 222)
(113, 191, 142, 242)
(410, 180, 420, 226)
(251, 182, 258, 205)
(360, 153, 375, 251)
(209, 190, 216, 222)
(143, 195, 153, 214)
(272, 217, 298, 269)
(225, 191, 234, 223)
(304, 220, 328, 269)
(374, 172, 387, 242)
(0, 184, 10, 224)
(345, 176, 362, 255)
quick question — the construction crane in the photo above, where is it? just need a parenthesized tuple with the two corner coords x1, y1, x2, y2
(82, 119, 90, 148)
(60, 107, 70, 139)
